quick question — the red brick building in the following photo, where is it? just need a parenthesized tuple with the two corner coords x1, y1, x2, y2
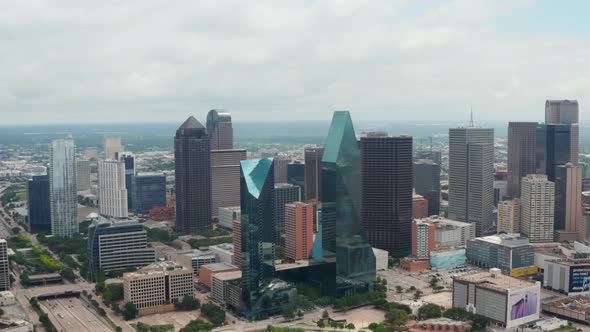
(412, 194, 429, 219)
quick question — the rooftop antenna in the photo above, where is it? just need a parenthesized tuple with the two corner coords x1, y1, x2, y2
(469, 107, 474, 127)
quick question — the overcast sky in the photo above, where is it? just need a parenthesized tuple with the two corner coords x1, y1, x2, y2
(2, 0, 590, 125)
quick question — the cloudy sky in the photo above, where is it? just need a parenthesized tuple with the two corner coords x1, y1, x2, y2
(2, 0, 590, 125)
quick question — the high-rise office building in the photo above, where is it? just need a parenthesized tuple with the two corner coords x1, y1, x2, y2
(521, 174, 554, 243)
(211, 149, 247, 217)
(49, 138, 78, 237)
(274, 183, 301, 247)
(131, 172, 167, 214)
(507, 122, 537, 198)
(414, 150, 442, 166)
(27, 175, 51, 233)
(536, 124, 571, 182)
(232, 218, 241, 267)
(88, 217, 156, 273)
(240, 158, 280, 319)
(554, 163, 585, 241)
(545, 100, 579, 164)
(321, 111, 375, 295)
(206, 109, 233, 150)
(119, 154, 135, 210)
(448, 127, 494, 236)
(361, 133, 413, 256)
(304, 148, 323, 201)
(104, 137, 124, 160)
(414, 159, 441, 216)
(0, 240, 8, 291)
(273, 155, 290, 184)
(76, 160, 91, 192)
(285, 202, 314, 261)
(497, 199, 521, 234)
(175, 116, 211, 232)
(98, 160, 128, 218)
(287, 162, 305, 190)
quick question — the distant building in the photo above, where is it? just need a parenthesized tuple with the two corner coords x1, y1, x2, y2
(175, 116, 211, 232)
(273, 155, 290, 184)
(206, 110, 233, 150)
(414, 150, 442, 165)
(497, 199, 521, 234)
(285, 202, 314, 261)
(0, 240, 9, 291)
(199, 262, 239, 289)
(414, 159, 441, 216)
(554, 163, 585, 241)
(536, 124, 571, 182)
(172, 249, 217, 276)
(218, 206, 240, 230)
(412, 194, 429, 220)
(209, 243, 234, 265)
(274, 183, 301, 247)
(545, 100, 578, 164)
(123, 259, 194, 312)
(287, 162, 305, 193)
(507, 122, 537, 198)
(453, 268, 541, 328)
(27, 175, 51, 233)
(466, 234, 536, 276)
(131, 172, 167, 214)
(448, 127, 494, 236)
(76, 160, 91, 192)
(304, 148, 323, 201)
(520, 174, 554, 243)
(211, 149, 247, 217)
(118, 154, 135, 209)
(87, 217, 155, 273)
(98, 160, 128, 218)
(104, 137, 124, 161)
(49, 138, 78, 237)
(361, 133, 413, 256)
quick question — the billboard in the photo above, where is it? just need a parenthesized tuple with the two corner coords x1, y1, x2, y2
(507, 284, 540, 327)
(569, 264, 590, 293)
(430, 249, 466, 270)
(511, 266, 538, 277)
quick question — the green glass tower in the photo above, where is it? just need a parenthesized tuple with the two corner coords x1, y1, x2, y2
(240, 158, 295, 320)
(321, 111, 376, 296)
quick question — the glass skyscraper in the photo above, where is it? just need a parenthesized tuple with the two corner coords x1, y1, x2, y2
(49, 138, 78, 237)
(131, 173, 167, 214)
(536, 124, 571, 182)
(27, 175, 51, 233)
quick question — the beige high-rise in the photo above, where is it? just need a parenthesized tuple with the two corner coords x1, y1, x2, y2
(104, 137, 124, 160)
(545, 100, 579, 164)
(497, 199, 521, 234)
(211, 149, 246, 217)
(555, 163, 585, 241)
(521, 174, 554, 243)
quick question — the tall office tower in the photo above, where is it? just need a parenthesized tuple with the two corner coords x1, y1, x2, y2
(0, 240, 8, 291)
(361, 133, 413, 256)
(211, 149, 247, 217)
(76, 160, 91, 192)
(507, 122, 537, 198)
(131, 172, 167, 214)
(521, 174, 555, 243)
(49, 138, 78, 237)
(240, 158, 278, 319)
(411, 220, 435, 258)
(206, 109, 233, 150)
(27, 175, 51, 233)
(554, 163, 585, 241)
(119, 154, 135, 209)
(414, 150, 442, 165)
(98, 160, 128, 218)
(497, 199, 521, 234)
(448, 127, 494, 236)
(285, 202, 314, 261)
(104, 137, 124, 160)
(273, 155, 290, 184)
(536, 124, 571, 181)
(287, 161, 305, 189)
(274, 183, 301, 247)
(304, 148, 324, 201)
(87, 217, 156, 274)
(545, 100, 579, 164)
(321, 111, 375, 295)
(175, 116, 212, 232)
(414, 159, 441, 216)
(232, 219, 241, 268)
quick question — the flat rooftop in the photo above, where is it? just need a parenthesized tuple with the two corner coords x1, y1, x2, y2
(547, 259, 590, 266)
(454, 271, 537, 294)
(213, 270, 242, 281)
(472, 233, 530, 248)
(201, 262, 238, 272)
(275, 260, 310, 271)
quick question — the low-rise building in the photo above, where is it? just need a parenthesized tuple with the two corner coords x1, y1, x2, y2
(218, 206, 240, 229)
(466, 234, 537, 276)
(0, 291, 15, 306)
(453, 268, 540, 328)
(209, 243, 234, 265)
(199, 262, 240, 289)
(0, 318, 34, 332)
(544, 258, 590, 294)
(211, 270, 242, 306)
(171, 249, 218, 276)
(373, 247, 388, 271)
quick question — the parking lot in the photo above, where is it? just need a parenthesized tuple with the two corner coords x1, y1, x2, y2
(41, 297, 112, 332)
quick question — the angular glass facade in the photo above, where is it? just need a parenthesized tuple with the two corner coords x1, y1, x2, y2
(321, 111, 375, 296)
(536, 124, 571, 182)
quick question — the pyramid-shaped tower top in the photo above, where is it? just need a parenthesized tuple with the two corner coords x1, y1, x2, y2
(322, 110, 357, 164)
(241, 158, 273, 199)
(179, 116, 205, 129)
(176, 116, 207, 138)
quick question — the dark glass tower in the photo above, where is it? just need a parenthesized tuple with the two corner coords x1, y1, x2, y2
(321, 111, 375, 296)
(27, 175, 51, 233)
(507, 122, 537, 198)
(119, 154, 135, 210)
(413, 159, 441, 216)
(536, 124, 571, 182)
(304, 148, 324, 201)
(174, 116, 212, 232)
(131, 173, 167, 214)
(361, 133, 413, 257)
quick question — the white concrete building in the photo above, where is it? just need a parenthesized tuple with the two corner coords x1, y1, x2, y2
(209, 243, 234, 265)
(98, 160, 128, 218)
(521, 174, 554, 243)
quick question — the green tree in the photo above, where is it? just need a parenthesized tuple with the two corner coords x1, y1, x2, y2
(317, 320, 326, 328)
(179, 320, 213, 332)
(345, 323, 355, 330)
(175, 295, 200, 311)
(414, 290, 423, 300)
(122, 302, 138, 320)
(395, 285, 403, 293)
(322, 309, 330, 319)
(443, 307, 470, 321)
(417, 303, 442, 320)
(386, 308, 408, 327)
(200, 303, 225, 326)
(297, 310, 304, 318)
(282, 307, 295, 320)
